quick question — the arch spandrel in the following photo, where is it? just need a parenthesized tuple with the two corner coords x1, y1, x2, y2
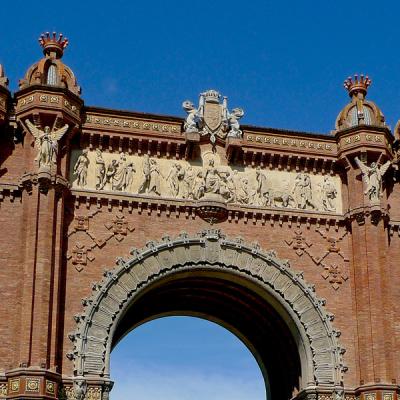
(68, 229, 346, 399)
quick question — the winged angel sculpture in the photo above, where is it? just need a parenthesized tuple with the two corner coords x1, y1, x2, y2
(354, 157, 391, 202)
(25, 120, 69, 168)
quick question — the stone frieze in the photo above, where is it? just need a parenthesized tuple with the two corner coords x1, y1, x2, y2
(69, 149, 342, 213)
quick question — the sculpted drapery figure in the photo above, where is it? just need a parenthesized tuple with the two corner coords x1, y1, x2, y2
(95, 149, 105, 190)
(112, 153, 133, 191)
(354, 157, 391, 202)
(166, 163, 183, 197)
(292, 173, 316, 210)
(148, 159, 162, 196)
(204, 159, 221, 194)
(192, 171, 205, 200)
(73, 149, 89, 187)
(25, 120, 69, 168)
(319, 176, 337, 211)
(181, 166, 194, 199)
(254, 167, 269, 206)
(138, 154, 151, 194)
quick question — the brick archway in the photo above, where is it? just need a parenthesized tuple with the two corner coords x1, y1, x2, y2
(69, 229, 346, 400)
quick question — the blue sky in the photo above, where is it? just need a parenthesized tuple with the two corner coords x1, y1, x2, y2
(1, 1, 399, 398)
(111, 317, 265, 399)
(2, 1, 400, 134)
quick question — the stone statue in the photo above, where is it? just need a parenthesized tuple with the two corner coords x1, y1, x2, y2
(73, 149, 90, 188)
(25, 119, 69, 168)
(226, 107, 244, 138)
(319, 176, 337, 211)
(182, 100, 203, 133)
(355, 157, 391, 202)
(95, 149, 106, 190)
(148, 159, 162, 196)
(138, 155, 151, 193)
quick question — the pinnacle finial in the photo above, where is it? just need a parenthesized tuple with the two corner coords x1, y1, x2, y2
(343, 74, 371, 98)
(38, 31, 69, 59)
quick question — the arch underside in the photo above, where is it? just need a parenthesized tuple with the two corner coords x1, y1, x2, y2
(70, 230, 346, 399)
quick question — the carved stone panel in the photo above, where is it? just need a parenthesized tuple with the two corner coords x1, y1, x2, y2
(69, 150, 343, 213)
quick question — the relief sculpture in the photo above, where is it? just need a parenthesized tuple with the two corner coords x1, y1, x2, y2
(70, 149, 342, 213)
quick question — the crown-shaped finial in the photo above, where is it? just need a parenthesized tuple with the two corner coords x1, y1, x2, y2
(202, 89, 221, 103)
(38, 32, 69, 58)
(343, 74, 371, 98)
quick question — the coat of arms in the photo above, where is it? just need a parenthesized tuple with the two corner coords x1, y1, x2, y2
(182, 90, 244, 144)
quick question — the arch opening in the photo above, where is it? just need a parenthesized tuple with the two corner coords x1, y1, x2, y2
(110, 316, 267, 400)
(70, 231, 345, 400)
(110, 269, 302, 400)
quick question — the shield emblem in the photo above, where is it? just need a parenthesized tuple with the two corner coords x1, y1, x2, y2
(204, 102, 223, 132)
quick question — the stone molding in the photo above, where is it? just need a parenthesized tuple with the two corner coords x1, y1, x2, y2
(68, 229, 346, 392)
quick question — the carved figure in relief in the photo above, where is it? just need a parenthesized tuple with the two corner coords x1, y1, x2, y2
(124, 162, 136, 191)
(254, 167, 269, 205)
(292, 173, 316, 209)
(73, 149, 89, 187)
(112, 152, 133, 191)
(181, 166, 195, 199)
(204, 159, 221, 194)
(192, 171, 205, 199)
(319, 176, 337, 211)
(225, 171, 237, 202)
(354, 157, 391, 202)
(95, 149, 106, 190)
(236, 177, 249, 204)
(218, 171, 235, 202)
(226, 108, 245, 138)
(267, 190, 295, 208)
(148, 159, 162, 196)
(103, 160, 117, 190)
(25, 120, 69, 167)
(166, 163, 183, 197)
(138, 155, 151, 194)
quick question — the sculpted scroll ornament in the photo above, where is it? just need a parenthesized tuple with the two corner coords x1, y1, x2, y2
(354, 157, 391, 202)
(25, 119, 69, 168)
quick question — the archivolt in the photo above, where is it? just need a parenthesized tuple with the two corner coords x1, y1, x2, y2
(68, 229, 346, 390)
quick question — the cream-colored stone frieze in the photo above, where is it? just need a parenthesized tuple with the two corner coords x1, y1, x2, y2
(84, 114, 180, 134)
(245, 133, 335, 152)
(70, 149, 343, 213)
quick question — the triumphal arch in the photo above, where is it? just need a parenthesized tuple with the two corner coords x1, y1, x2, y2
(0, 32, 399, 400)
